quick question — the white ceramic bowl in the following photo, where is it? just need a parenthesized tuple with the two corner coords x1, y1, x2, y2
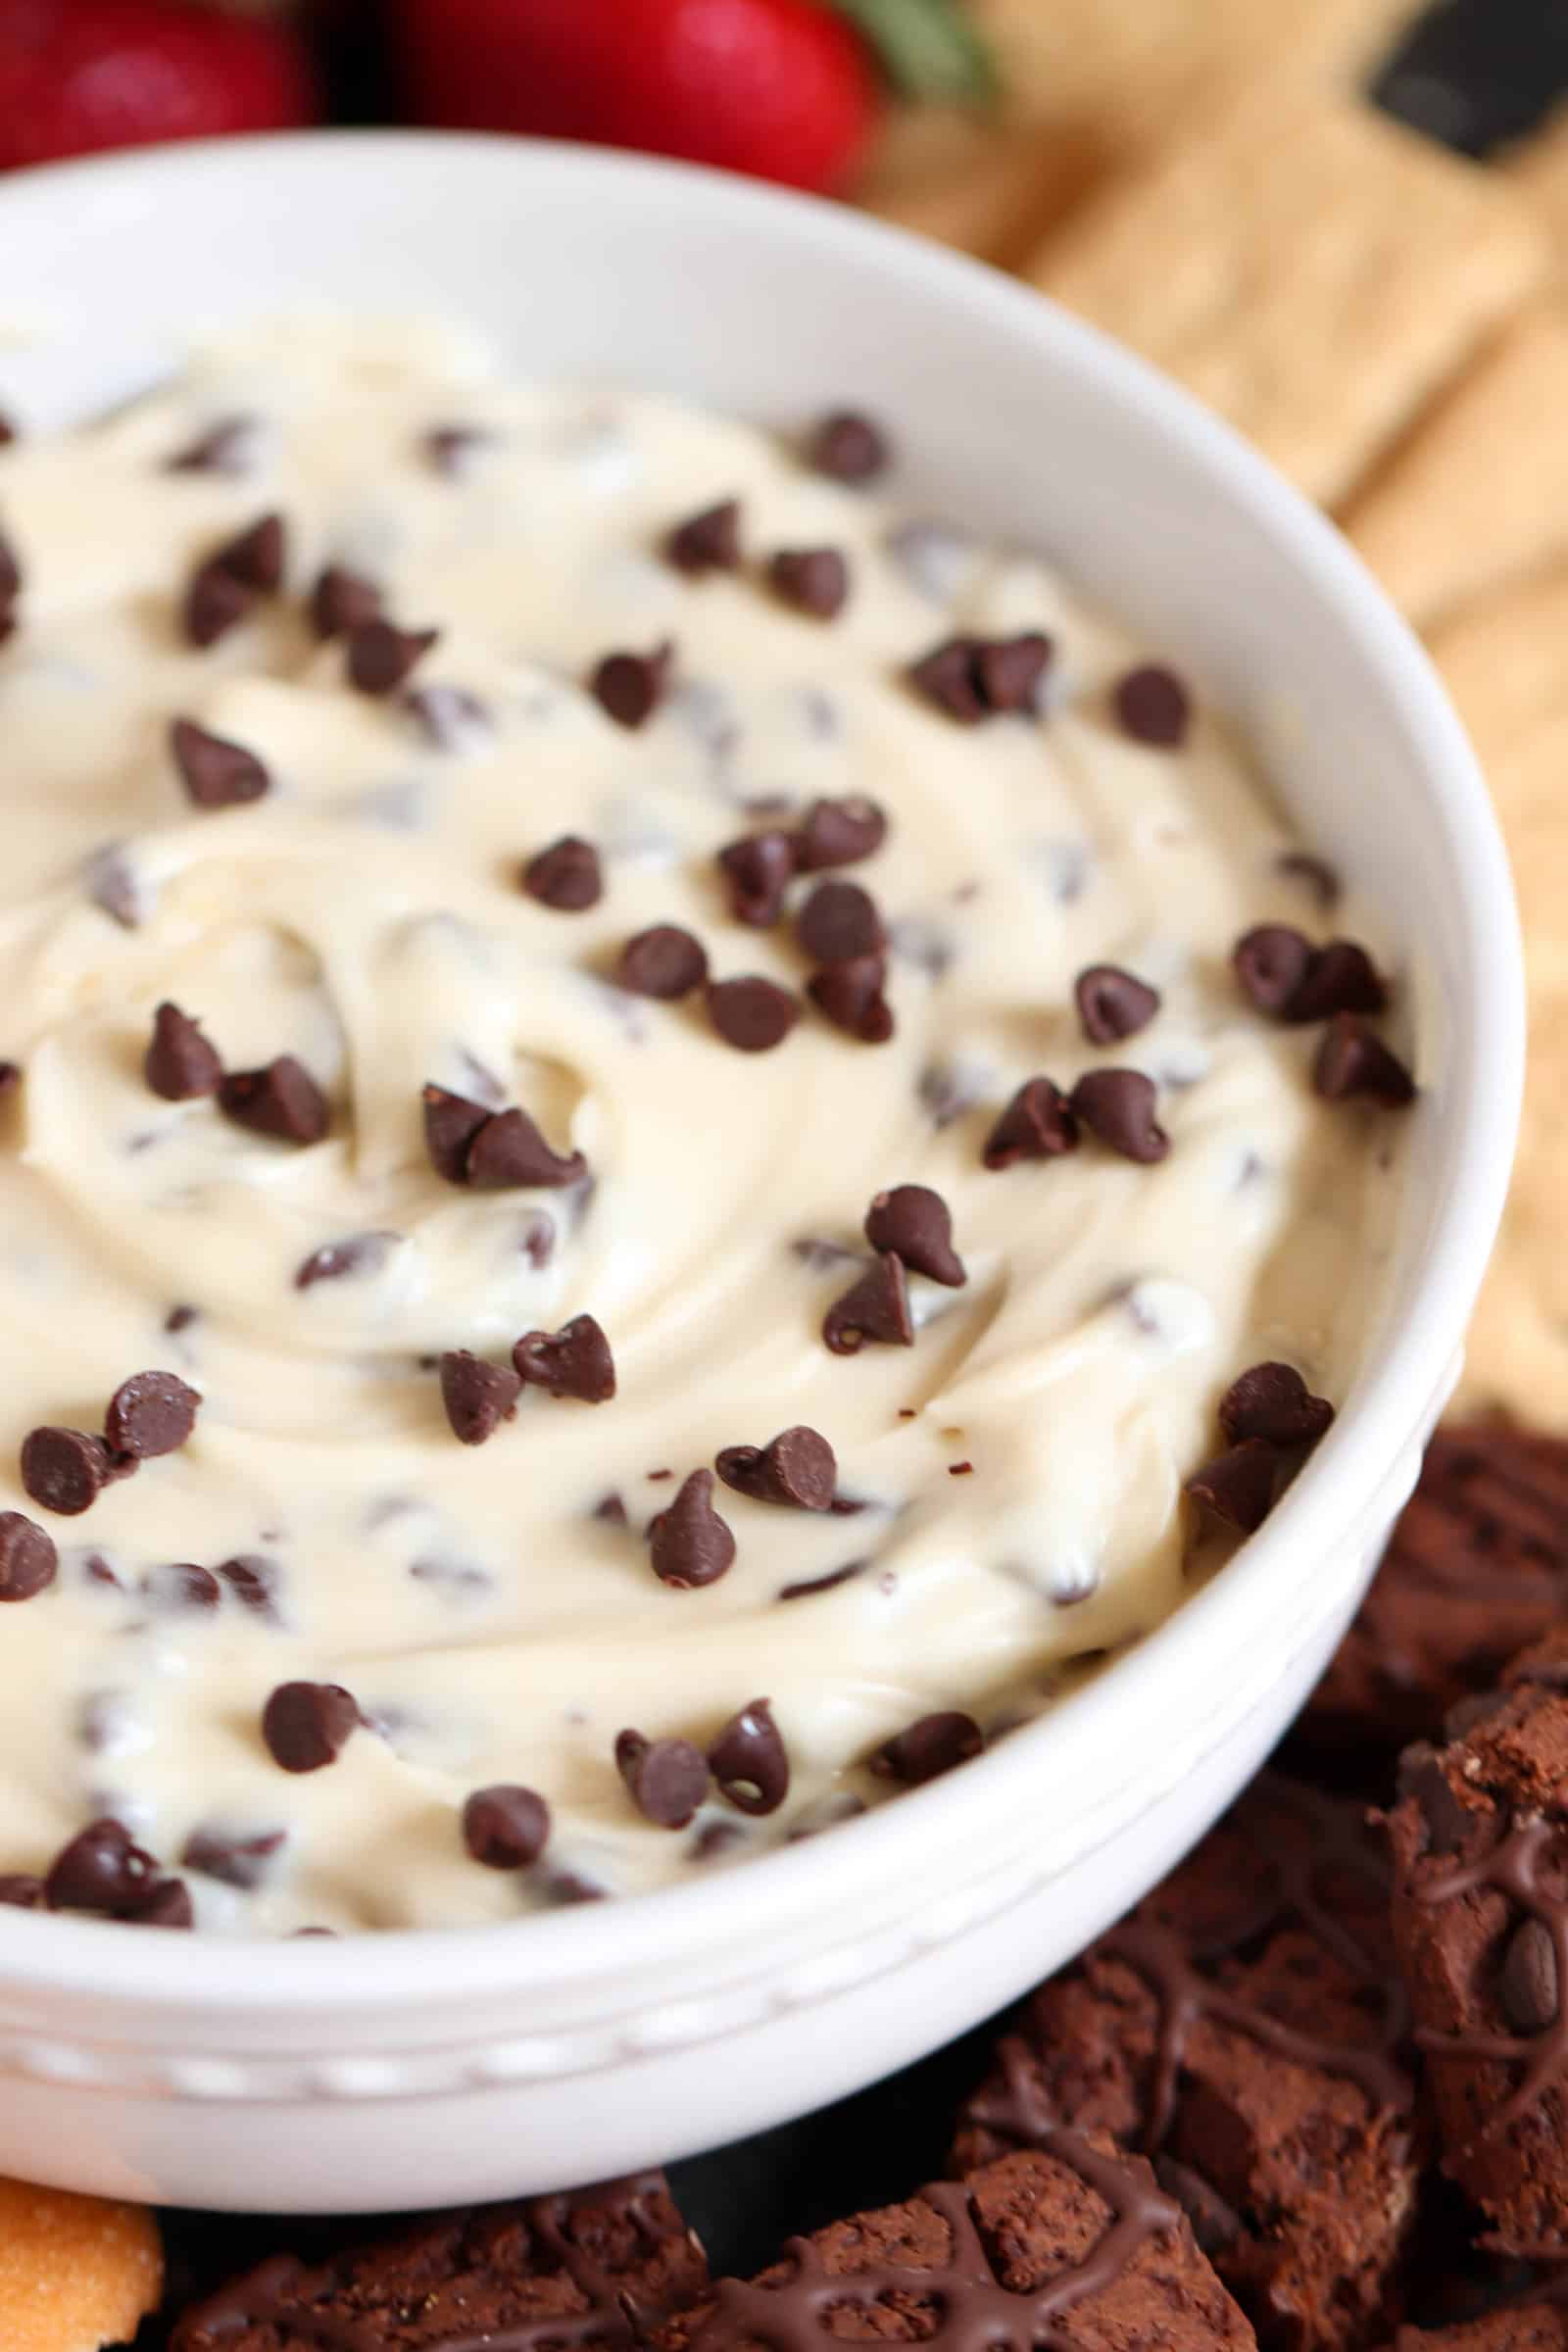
(0, 131, 1521, 2214)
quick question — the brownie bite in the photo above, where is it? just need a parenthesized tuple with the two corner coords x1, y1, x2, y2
(171, 2174, 708, 2351)
(1388, 1631, 1568, 2255)
(1296, 1424, 1568, 1782)
(952, 1776, 1418, 2352)
(657, 2138, 1253, 2352)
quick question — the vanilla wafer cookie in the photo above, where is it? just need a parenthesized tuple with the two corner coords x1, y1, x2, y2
(0, 2177, 162, 2352)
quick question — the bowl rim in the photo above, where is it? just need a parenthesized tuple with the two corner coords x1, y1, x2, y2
(0, 126, 1524, 2012)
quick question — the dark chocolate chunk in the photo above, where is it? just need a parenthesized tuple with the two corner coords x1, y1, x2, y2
(1070, 1068, 1169, 1162)
(864, 1184, 965, 1287)
(521, 834, 603, 911)
(1500, 1917, 1559, 2034)
(797, 879, 884, 965)
(872, 1709, 984, 1785)
(144, 1002, 222, 1101)
(513, 1314, 616, 1403)
(346, 617, 439, 696)
(295, 1232, 399, 1290)
(261, 1682, 360, 1773)
(707, 975, 800, 1053)
(0, 1511, 57, 1601)
(143, 1561, 221, 1611)
(823, 1252, 913, 1354)
(794, 796, 887, 871)
(1113, 662, 1192, 748)
(182, 558, 253, 649)
(615, 1730, 710, 1828)
(309, 564, 383, 641)
(181, 1827, 287, 1888)
(983, 1077, 1079, 1169)
(218, 1056, 329, 1145)
(466, 1106, 588, 1191)
(439, 1350, 523, 1446)
(808, 410, 890, 482)
(767, 548, 850, 619)
(20, 1427, 115, 1517)
(462, 1785, 551, 1869)
(1218, 1362, 1335, 1449)
(1185, 1439, 1280, 1533)
(165, 416, 258, 475)
(649, 1469, 736, 1590)
(718, 829, 798, 928)
(591, 640, 674, 729)
(1313, 1014, 1416, 1106)
(617, 924, 710, 1000)
(1075, 964, 1161, 1046)
(1234, 924, 1315, 1016)
(104, 1370, 200, 1459)
(808, 955, 895, 1044)
(666, 499, 742, 574)
(421, 1082, 493, 1185)
(45, 1818, 160, 1914)
(170, 716, 270, 808)
(708, 1697, 790, 1815)
(715, 1425, 837, 1511)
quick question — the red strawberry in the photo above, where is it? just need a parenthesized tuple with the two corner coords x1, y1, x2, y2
(392, 0, 882, 196)
(0, 0, 317, 173)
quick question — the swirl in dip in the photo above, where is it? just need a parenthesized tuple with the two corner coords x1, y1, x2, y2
(0, 322, 1410, 1934)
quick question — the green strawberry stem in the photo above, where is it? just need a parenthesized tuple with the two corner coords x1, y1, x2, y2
(831, 0, 998, 105)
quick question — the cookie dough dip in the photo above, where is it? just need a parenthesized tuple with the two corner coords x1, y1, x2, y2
(0, 319, 1412, 1936)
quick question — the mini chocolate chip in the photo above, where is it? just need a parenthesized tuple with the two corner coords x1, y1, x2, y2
(779, 1561, 865, 1601)
(165, 1303, 198, 1334)
(1397, 1742, 1475, 1857)
(1218, 1362, 1335, 1448)
(182, 558, 253, 649)
(122, 1876, 194, 1929)
(823, 1252, 913, 1355)
(170, 716, 270, 808)
(104, 1370, 200, 1459)
(1113, 662, 1191, 748)
(214, 512, 286, 592)
(421, 1082, 493, 1184)
(617, 924, 710, 1000)
(295, 1232, 399, 1290)
(808, 955, 895, 1044)
(522, 835, 603, 911)
(716, 1426, 837, 1511)
(45, 1818, 160, 1913)
(181, 1827, 287, 1888)
(165, 416, 258, 475)
(21, 1428, 114, 1516)
(144, 1002, 222, 1101)
(665, 499, 742, 574)
(1234, 924, 1314, 1016)
(262, 1682, 360, 1773)
(462, 1785, 551, 1869)
(439, 1350, 523, 1446)
(1185, 1439, 1279, 1533)
(310, 564, 383, 640)
(872, 1710, 984, 1785)
(767, 548, 850, 620)
(973, 632, 1052, 714)
(1285, 940, 1389, 1023)
(513, 1314, 616, 1403)
(615, 1730, 711, 1829)
(909, 637, 987, 723)
(797, 879, 884, 965)
(1070, 1068, 1169, 1162)
(591, 640, 673, 729)
(1313, 1013, 1416, 1106)
(0, 1876, 43, 1908)
(422, 422, 494, 475)
(466, 1106, 587, 1190)
(707, 975, 800, 1053)
(1500, 1918, 1559, 2034)
(983, 1077, 1080, 1170)
(794, 796, 887, 871)
(718, 829, 798, 928)
(1074, 964, 1161, 1046)
(406, 683, 492, 751)
(142, 1561, 221, 1612)
(709, 1698, 790, 1815)
(218, 1056, 329, 1145)
(0, 1511, 56, 1601)
(217, 1554, 280, 1618)
(649, 1468, 736, 1590)
(1278, 851, 1341, 908)
(84, 843, 146, 928)
(346, 618, 439, 696)
(595, 1492, 628, 1526)
(808, 411, 889, 482)
(864, 1184, 965, 1287)
(0, 413, 17, 446)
